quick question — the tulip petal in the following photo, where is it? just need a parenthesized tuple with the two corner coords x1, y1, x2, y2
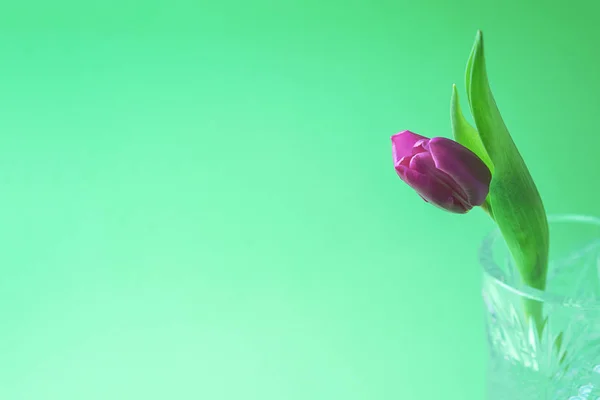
(409, 151, 470, 202)
(428, 137, 492, 206)
(396, 154, 469, 214)
(410, 152, 471, 211)
(391, 130, 428, 165)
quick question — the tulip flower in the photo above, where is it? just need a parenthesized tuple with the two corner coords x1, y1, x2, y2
(392, 130, 492, 214)
(390, 31, 550, 342)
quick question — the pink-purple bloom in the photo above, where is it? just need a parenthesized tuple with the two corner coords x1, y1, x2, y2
(392, 130, 492, 213)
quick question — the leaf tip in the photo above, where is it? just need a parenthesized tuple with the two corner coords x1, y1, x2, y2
(450, 84, 459, 112)
(474, 30, 485, 56)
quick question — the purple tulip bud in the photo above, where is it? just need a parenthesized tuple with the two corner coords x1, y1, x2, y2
(392, 130, 492, 214)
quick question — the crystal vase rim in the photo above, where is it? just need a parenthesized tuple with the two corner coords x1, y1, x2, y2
(480, 213, 600, 309)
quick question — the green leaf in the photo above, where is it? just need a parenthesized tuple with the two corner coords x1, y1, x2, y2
(450, 84, 494, 217)
(465, 45, 475, 107)
(466, 31, 549, 329)
(451, 84, 494, 173)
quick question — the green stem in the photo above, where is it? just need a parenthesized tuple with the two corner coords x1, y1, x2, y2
(480, 201, 494, 220)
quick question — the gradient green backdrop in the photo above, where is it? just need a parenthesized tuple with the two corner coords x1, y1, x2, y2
(1, 1, 598, 399)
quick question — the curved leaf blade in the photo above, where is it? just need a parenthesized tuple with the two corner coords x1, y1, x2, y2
(451, 84, 494, 173)
(467, 30, 549, 294)
(450, 84, 494, 216)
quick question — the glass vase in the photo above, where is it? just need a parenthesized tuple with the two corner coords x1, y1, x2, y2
(482, 215, 600, 399)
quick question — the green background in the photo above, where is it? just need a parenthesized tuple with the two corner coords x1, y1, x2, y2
(1, 1, 598, 399)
